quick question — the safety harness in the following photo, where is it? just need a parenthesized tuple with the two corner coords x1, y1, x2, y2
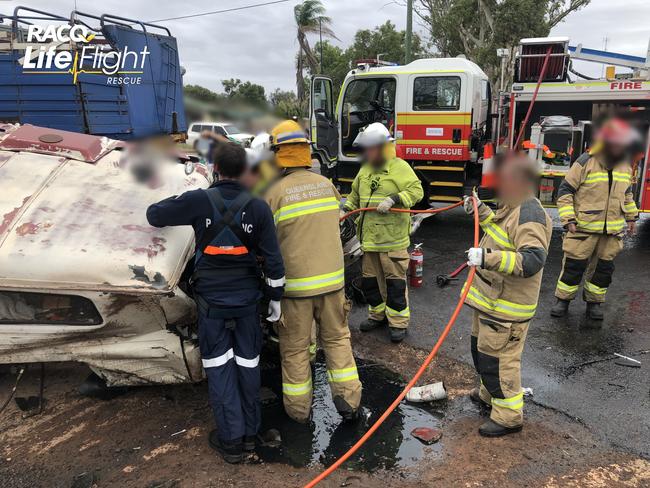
(192, 187, 259, 319)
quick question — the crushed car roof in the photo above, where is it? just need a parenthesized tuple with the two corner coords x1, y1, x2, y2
(0, 124, 209, 292)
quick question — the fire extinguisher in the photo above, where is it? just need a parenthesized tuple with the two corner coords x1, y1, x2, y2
(409, 243, 424, 288)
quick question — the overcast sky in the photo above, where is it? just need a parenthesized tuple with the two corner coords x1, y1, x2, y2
(2, 0, 649, 92)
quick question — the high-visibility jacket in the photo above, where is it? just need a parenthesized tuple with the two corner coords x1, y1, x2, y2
(344, 156, 423, 252)
(463, 198, 552, 322)
(557, 153, 639, 234)
(265, 168, 345, 298)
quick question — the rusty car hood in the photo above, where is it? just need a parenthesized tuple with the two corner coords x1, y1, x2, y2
(0, 125, 209, 292)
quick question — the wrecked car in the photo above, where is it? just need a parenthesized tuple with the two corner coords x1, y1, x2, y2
(0, 124, 210, 386)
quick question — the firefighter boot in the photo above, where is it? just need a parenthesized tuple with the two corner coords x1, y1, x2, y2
(586, 302, 604, 320)
(478, 419, 522, 438)
(550, 298, 570, 317)
(209, 430, 243, 464)
(359, 318, 387, 332)
(389, 327, 407, 343)
(469, 387, 491, 410)
(333, 395, 360, 422)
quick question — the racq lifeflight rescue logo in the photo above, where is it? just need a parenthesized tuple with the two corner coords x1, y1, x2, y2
(21, 24, 150, 85)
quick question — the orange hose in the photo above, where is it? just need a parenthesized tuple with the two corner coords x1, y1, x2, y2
(340, 201, 462, 221)
(305, 197, 479, 488)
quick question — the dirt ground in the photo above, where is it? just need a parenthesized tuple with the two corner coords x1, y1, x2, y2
(1, 330, 648, 488)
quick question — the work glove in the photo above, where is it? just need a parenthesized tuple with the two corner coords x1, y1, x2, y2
(466, 247, 484, 267)
(376, 196, 397, 214)
(267, 300, 281, 323)
(463, 190, 483, 215)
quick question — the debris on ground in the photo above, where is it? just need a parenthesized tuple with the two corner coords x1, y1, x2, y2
(259, 428, 281, 447)
(411, 427, 443, 445)
(613, 353, 641, 367)
(406, 382, 447, 402)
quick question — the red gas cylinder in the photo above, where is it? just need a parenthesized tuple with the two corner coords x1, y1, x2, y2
(409, 243, 424, 288)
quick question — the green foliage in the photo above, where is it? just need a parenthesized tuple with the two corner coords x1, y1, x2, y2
(221, 78, 268, 108)
(270, 89, 304, 118)
(415, 0, 590, 86)
(184, 84, 225, 103)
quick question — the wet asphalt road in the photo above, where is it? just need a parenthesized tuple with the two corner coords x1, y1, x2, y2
(348, 207, 650, 458)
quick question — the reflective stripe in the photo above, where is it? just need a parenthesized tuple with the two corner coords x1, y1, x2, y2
(398, 191, 413, 208)
(624, 202, 638, 212)
(266, 276, 286, 287)
(557, 205, 575, 218)
(368, 302, 386, 314)
(274, 197, 339, 223)
(583, 171, 631, 185)
(584, 281, 607, 295)
(202, 348, 234, 368)
(386, 305, 410, 318)
(498, 251, 516, 274)
(282, 379, 312, 396)
(204, 245, 249, 255)
(309, 343, 317, 355)
(576, 218, 626, 232)
(480, 213, 515, 250)
(276, 130, 307, 143)
(235, 355, 260, 368)
(285, 268, 345, 292)
(556, 280, 579, 294)
(363, 235, 410, 251)
(463, 284, 537, 319)
(327, 366, 359, 383)
(491, 391, 524, 410)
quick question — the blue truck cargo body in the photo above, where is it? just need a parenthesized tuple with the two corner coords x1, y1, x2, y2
(0, 8, 186, 140)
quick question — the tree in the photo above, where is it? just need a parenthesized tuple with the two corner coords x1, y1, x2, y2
(413, 0, 590, 86)
(184, 84, 225, 104)
(294, 0, 337, 103)
(221, 78, 268, 108)
(270, 89, 303, 119)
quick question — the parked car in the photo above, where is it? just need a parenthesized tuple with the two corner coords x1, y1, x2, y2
(0, 124, 211, 386)
(187, 121, 254, 146)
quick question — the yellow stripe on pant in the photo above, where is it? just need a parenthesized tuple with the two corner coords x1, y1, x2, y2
(282, 379, 312, 396)
(491, 391, 524, 410)
(285, 268, 345, 293)
(327, 366, 359, 383)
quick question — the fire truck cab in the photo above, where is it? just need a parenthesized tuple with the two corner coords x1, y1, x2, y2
(310, 57, 492, 204)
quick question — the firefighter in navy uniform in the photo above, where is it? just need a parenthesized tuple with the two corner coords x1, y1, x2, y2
(147, 142, 285, 464)
(551, 118, 640, 320)
(462, 154, 552, 437)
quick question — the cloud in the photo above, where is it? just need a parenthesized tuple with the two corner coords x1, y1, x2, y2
(2, 0, 648, 92)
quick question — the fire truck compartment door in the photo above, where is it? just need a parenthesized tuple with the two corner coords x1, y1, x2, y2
(310, 76, 338, 163)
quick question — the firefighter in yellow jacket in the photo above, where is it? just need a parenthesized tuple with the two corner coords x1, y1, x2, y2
(463, 154, 552, 437)
(343, 123, 424, 343)
(264, 120, 362, 423)
(551, 118, 640, 320)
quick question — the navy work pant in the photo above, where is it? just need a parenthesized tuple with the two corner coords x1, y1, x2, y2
(198, 311, 262, 442)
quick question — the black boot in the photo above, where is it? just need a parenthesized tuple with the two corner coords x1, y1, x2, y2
(333, 395, 360, 422)
(478, 419, 522, 438)
(209, 430, 243, 464)
(586, 302, 604, 320)
(550, 298, 570, 317)
(243, 435, 257, 452)
(389, 327, 407, 343)
(469, 387, 491, 410)
(359, 317, 387, 332)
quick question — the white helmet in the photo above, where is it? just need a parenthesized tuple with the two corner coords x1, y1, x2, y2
(353, 122, 394, 148)
(250, 132, 271, 152)
(246, 132, 272, 169)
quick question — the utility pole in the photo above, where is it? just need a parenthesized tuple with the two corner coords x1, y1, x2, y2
(405, 0, 413, 64)
(319, 17, 323, 74)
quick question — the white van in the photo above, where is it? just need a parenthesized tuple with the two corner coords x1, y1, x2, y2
(187, 121, 254, 147)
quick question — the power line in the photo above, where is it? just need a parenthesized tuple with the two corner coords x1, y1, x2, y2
(148, 0, 291, 23)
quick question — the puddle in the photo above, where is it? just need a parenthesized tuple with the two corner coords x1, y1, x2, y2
(258, 353, 444, 471)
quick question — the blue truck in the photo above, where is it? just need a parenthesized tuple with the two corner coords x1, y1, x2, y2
(0, 6, 186, 140)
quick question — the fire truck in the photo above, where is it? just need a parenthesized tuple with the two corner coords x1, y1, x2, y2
(309, 37, 650, 211)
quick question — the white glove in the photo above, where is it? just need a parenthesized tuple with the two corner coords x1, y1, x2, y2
(376, 196, 396, 214)
(463, 191, 482, 215)
(466, 247, 484, 267)
(267, 300, 281, 322)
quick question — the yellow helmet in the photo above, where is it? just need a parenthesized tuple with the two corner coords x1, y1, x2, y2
(271, 120, 309, 147)
(271, 120, 311, 168)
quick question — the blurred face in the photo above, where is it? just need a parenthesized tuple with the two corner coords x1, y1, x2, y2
(239, 167, 260, 190)
(496, 157, 534, 204)
(363, 144, 384, 168)
(602, 142, 626, 165)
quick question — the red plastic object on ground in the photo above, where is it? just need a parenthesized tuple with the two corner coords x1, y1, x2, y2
(409, 243, 424, 288)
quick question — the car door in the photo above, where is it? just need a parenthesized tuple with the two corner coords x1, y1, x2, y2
(310, 76, 338, 163)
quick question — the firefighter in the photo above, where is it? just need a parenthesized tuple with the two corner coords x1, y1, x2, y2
(342, 123, 424, 343)
(551, 118, 640, 320)
(463, 153, 552, 437)
(146, 142, 285, 463)
(264, 120, 362, 423)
